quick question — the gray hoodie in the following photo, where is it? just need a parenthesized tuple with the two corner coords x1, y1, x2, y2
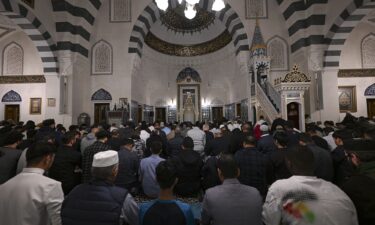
(80, 133, 97, 154)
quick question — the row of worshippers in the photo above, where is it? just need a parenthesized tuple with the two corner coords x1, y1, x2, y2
(0, 142, 363, 225)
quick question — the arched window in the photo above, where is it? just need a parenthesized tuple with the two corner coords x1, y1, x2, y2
(92, 40, 112, 75)
(91, 88, 112, 101)
(267, 36, 288, 71)
(362, 33, 375, 68)
(3, 42, 23, 75)
(2, 90, 22, 102)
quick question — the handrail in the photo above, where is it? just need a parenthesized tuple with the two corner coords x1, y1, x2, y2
(256, 83, 278, 122)
(266, 81, 281, 111)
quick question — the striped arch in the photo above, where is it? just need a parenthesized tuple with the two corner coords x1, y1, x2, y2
(128, 0, 250, 57)
(51, 0, 102, 58)
(0, 0, 59, 75)
(323, 0, 375, 68)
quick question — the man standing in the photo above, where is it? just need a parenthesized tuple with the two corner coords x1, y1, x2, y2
(139, 161, 195, 225)
(167, 126, 184, 157)
(257, 125, 276, 155)
(205, 129, 230, 156)
(201, 154, 263, 225)
(0, 131, 23, 184)
(0, 143, 64, 225)
(62, 151, 139, 225)
(80, 124, 99, 154)
(115, 138, 140, 194)
(187, 122, 206, 156)
(139, 141, 165, 198)
(82, 130, 111, 183)
(263, 147, 358, 225)
(49, 132, 82, 195)
(235, 136, 267, 196)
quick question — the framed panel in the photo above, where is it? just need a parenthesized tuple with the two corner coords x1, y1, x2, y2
(30, 98, 42, 114)
(47, 98, 56, 107)
(245, 0, 268, 19)
(338, 86, 357, 113)
(110, 0, 131, 23)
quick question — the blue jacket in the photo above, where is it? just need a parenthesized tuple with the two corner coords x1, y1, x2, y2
(62, 180, 128, 225)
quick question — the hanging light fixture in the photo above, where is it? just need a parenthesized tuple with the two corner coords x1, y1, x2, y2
(155, 0, 169, 11)
(185, 0, 200, 5)
(212, 0, 225, 11)
(184, 4, 197, 20)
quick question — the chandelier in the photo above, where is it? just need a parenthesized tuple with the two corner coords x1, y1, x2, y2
(155, 0, 225, 19)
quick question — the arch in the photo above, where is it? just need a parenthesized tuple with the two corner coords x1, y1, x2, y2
(2, 90, 22, 102)
(91, 88, 112, 101)
(128, 0, 249, 57)
(176, 67, 202, 83)
(323, 0, 375, 68)
(267, 35, 289, 71)
(91, 40, 113, 75)
(361, 33, 375, 68)
(365, 83, 375, 96)
(2, 42, 23, 75)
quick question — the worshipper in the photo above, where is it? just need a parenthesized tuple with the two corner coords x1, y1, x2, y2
(364, 126, 375, 140)
(49, 131, 82, 195)
(201, 154, 263, 225)
(139, 160, 195, 225)
(257, 124, 277, 155)
(145, 131, 169, 158)
(331, 129, 356, 186)
(17, 131, 57, 174)
(241, 121, 253, 137)
(80, 124, 100, 154)
(254, 116, 266, 140)
(171, 137, 203, 197)
(132, 133, 145, 160)
(35, 119, 57, 142)
(307, 125, 330, 151)
(167, 126, 184, 157)
(229, 128, 245, 154)
(299, 133, 334, 182)
(235, 136, 267, 196)
(115, 138, 140, 194)
(140, 122, 151, 143)
(18, 129, 37, 150)
(0, 130, 23, 184)
(0, 143, 64, 225)
(341, 145, 375, 225)
(108, 128, 122, 151)
(187, 122, 206, 155)
(284, 121, 300, 148)
(201, 154, 221, 191)
(323, 126, 337, 150)
(161, 122, 171, 136)
(263, 146, 358, 225)
(266, 131, 292, 185)
(118, 121, 135, 139)
(270, 115, 286, 134)
(139, 141, 165, 198)
(202, 123, 214, 145)
(81, 130, 111, 183)
(204, 128, 230, 156)
(61, 151, 139, 225)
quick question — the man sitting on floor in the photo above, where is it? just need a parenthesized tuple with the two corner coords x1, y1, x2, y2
(61, 150, 139, 225)
(139, 161, 195, 225)
(201, 154, 263, 225)
(263, 146, 358, 225)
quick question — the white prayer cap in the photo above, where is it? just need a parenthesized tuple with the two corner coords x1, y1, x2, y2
(219, 124, 225, 129)
(227, 124, 234, 131)
(149, 126, 155, 132)
(92, 150, 119, 167)
(260, 124, 269, 132)
(212, 128, 222, 134)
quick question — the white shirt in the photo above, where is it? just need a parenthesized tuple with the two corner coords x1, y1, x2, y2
(0, 168, 64, 225)
(323, 132, 337, 151)
(263, 176, 358, 225)
(187, 126, 206, 152)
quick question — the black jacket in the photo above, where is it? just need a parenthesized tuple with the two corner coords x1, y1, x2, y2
(257, 134, 276, 155)
(172, 149, 203, 197)
(167, 135, 184, 157)
(205, 136, 231, 156)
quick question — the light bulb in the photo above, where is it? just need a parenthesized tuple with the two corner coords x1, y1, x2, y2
(155, 0, 169, 11)
(186, 0, 200, 5)
(212, 0, 225, 11)
(184, 4, 197, 19)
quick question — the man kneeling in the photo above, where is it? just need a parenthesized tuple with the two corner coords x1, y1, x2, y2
(61, 150, 139, 225)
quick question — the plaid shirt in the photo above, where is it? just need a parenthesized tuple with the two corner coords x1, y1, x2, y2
(234, 147, 267, 196)
(81, 141, 111, 183)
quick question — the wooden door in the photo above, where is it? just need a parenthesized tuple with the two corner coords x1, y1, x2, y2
(94, 103, 110, 124)
(137, 106, 143, 123)
(287, 102, 300, 130)
(155, 107, 166, 122)
(368, 99, 375, 119)
(212, 107, 223, 122)
(4, 105, 20, 123)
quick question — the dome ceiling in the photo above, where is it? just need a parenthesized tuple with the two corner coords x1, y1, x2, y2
(160, 4, 216, 34)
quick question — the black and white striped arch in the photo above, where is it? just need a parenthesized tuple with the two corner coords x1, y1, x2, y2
(128, 0, 250, 57)
(1, 0, 59, 75)
(324, 0, 375, 68)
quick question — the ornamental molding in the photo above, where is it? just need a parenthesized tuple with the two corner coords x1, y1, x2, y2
(338, 69, 375, 78)
(275, 82, 311, 92)
(0, 75, 46, 84)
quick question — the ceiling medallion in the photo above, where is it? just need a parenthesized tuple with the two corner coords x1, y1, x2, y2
(145, 30, 232, 57)
(160, 5, 216, 34)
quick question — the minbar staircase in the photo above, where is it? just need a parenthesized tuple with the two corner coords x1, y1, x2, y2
(256, 81, 280, 122)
